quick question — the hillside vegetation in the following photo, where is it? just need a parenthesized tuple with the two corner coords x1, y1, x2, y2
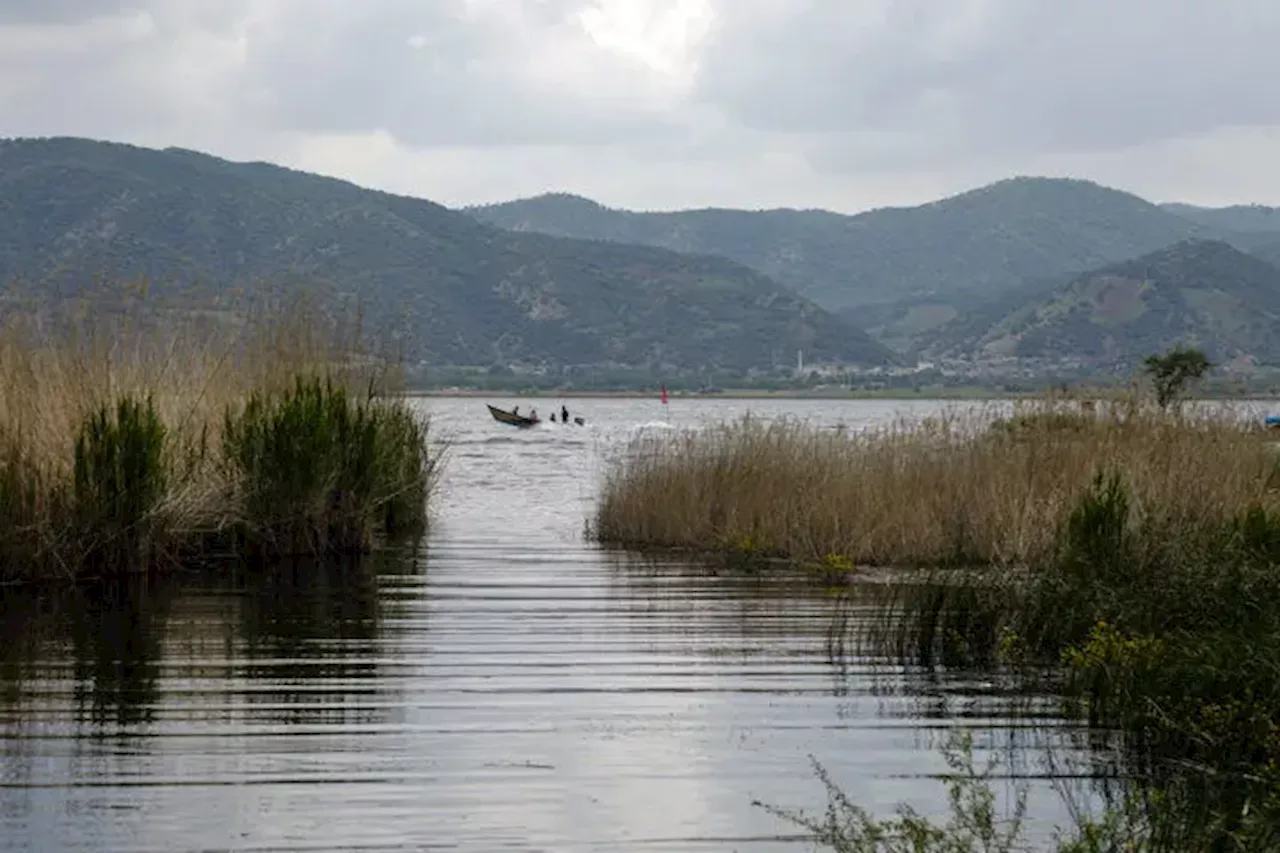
(1160, 202, 1280, 237)
(472, 182, 1280, 363)
(11, 136, 1280, 375)
(930, 240, 1280, 367)
(469, 178, 1219, 316)
(0, 137, 897, 371)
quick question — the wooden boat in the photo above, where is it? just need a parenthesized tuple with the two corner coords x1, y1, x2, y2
(487, 404, 539, 428)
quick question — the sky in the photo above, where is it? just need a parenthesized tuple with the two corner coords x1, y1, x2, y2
(2, 0, 1278, 213)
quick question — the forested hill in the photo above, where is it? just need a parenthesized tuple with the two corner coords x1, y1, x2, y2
(468, 178, 1220, 314)
(927, 240, 1280, 367)
(0, 137, 898, 370)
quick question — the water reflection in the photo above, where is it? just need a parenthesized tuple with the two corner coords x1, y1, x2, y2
(601, 553, 1130, 829)
(5, 396, 1206, 851)
(0, 551, 423, 852)
(0, 544, 1113, 851)
(0, 551, 421, 735)
(235, 553, 412, 727)
(0, 579, 175, 734)
(69, 580, 173, 733)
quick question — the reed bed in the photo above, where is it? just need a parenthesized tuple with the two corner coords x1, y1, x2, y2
(0, 292, 439, 582)
(854, 472, 1280, 851)
(593, 399, 1280, 568)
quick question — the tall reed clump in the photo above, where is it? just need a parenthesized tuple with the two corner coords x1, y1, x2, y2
(593, 400, 1280, 569)
(222, 374, 435, 557)
(72, 395, 169, 571)
(0, 285, 438, 582)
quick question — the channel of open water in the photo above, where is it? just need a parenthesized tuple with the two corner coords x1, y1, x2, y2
(4, 396, 1274, 851)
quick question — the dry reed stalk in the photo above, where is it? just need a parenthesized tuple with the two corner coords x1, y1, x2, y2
(1, 302, 344, 449)
(594, 399, 1280, 568)
(0, 282, 419, 578)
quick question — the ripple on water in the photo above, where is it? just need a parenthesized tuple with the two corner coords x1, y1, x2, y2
(0, 397, 1126, 852)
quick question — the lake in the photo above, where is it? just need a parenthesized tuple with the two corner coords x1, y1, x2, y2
(3, 395, 1275, 851)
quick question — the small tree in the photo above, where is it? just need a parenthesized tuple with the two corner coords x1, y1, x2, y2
(1142, 345, 1212, 410)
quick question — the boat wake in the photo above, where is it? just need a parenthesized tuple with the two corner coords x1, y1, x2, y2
(633, 420, 675, 432)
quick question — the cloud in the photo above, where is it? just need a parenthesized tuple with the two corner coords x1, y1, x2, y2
(0, 0, 1278, 210)
(237, 0, 702, 147)
(0, 0, 132, 25)
(694, 0, 1280, 166)
(0, 2, 258, 146)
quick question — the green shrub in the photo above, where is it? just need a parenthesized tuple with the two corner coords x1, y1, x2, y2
(222, 373, 430, 556)
(763, 724, 1279, 852)
(72, 395, 168, 573)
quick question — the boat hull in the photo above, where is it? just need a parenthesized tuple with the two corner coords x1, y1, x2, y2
(487, 404, 538, 428)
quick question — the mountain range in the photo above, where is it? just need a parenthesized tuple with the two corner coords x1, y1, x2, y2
(469, 183, 1280, 362)
(470, 180, 1218, 313)
(0, 137, 894, 371)
(6, 136, 1280, 377)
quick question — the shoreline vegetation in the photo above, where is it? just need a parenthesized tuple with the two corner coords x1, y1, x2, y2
(593, 397, 1280, 849)
(592, 398, 1280, 569)
(0, 295, 439, 584)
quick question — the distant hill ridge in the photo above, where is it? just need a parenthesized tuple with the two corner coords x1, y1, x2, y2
(9, 135, 1280, 374)
(1160, 202, 1280, 235)
(928, 239, 1280, 367)
(468, 176, 1222, 312)
(469, 177, 1280, 361)
(0, 136, 899, 370)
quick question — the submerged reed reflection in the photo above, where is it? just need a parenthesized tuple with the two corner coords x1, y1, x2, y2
(0, 549, 423, 736)
(0, 578, 175, 735)
(68, 579, 173, 732)
(234, 550, 419, 727)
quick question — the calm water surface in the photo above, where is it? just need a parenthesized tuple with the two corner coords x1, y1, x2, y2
(4, 396, 1275, 851)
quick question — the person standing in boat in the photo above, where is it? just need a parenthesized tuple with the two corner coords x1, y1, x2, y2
(529, 408, 538, 422)
(512, 405, 520, 416)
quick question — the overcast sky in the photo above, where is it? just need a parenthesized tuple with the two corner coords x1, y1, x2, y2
(2, 0, 1276, 212)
